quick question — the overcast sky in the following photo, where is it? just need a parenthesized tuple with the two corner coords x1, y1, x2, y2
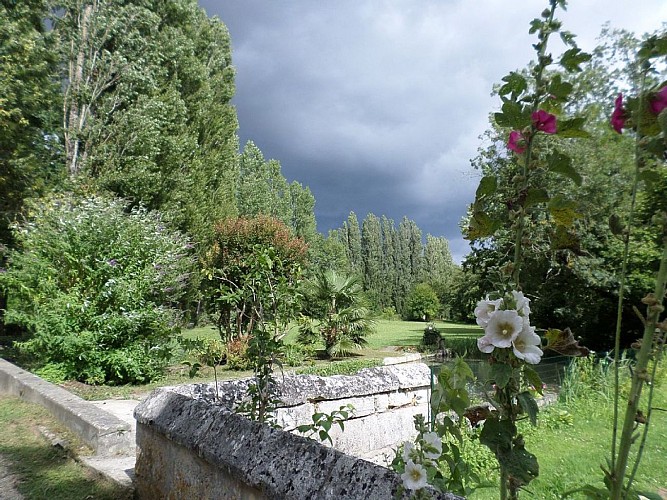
(198, 1, 666, 262)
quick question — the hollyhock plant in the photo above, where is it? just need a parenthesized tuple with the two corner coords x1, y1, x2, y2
(507, 130, 526, 153)
(611, 93, 627, 133)
(650, 86, 667, 115)
(512, 290, 531, 317)
(531, 109, 557, 134)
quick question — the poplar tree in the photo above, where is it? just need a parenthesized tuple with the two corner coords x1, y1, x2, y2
(343, 212, 362, 273)
(361, 213, 383, 307)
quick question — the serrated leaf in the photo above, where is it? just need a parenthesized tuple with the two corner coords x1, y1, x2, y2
(499, 72, 528, 97)
(517, 391, 539, 426)
(524, 187, 550, 207)
(551, 225, 580, 252)
(466, 211, 502, 240)
(548, 195, 582, 227)
(557, 117, 591, 138)
(496, 100, 530, 129)
(547, 75, 573, 101)
(639, 169, 661, 186)
(476, 175, 497, 199)
(479, 417, 514, 450)
(547, 152, 582, 186)
(491, 363, 512, 389)
(560, 48, 592, 72)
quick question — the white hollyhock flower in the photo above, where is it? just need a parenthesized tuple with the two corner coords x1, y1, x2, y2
(484, 309, 523, 348)
(401, 460, 428, 491)
(422, 432, 442, 459)
(512, 290, 531, 317)
(474, 296, 503, 327)
(477, 334, 495, 354)
(512, 323, 543, 364)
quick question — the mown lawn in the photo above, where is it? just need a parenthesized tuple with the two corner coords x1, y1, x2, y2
(468, 374, 667, 499)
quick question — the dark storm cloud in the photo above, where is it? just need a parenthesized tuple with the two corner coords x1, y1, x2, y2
(199, 0, 665, 262)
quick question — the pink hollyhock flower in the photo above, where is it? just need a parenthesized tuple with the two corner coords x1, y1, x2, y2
(507, 130, 526, 154)
(610, 93, 627, 134)
(650, 86, 667, 115)
(531, 109, 557, 134)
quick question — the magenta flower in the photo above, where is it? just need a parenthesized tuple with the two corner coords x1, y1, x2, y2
(531, 110, 557, 134)
(507, 131, 526, 154)
(610, 93, 627, 134)
(650, 86, 667, 115)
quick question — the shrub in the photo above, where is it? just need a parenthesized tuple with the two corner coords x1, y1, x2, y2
(421, 323, 442, 349)
(0, 195, 195, 384)
(404, 283, 441, 321)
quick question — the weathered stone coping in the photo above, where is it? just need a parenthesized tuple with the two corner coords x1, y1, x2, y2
(164, 363, 433, 409)
(134, 382, 463, 499)
(0, 358, 134, 457)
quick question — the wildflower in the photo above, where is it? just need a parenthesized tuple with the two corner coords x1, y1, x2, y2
(474, 296, 503, 327)
(507, 130, 526, 154)
(531, 109, 557, 134)
(422, 432, 442, 460)
(512, 323, 543, 364)
(484, 309, 523, 348)
(401, 460, 428, 491)
(650, 86, 667, 115)
(610, 94, 627, 133)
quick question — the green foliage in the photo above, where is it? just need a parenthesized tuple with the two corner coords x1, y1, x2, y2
(298, 270, 375, 358)
(405, 283, 441, 321)
(421, 323, 442, 349)
(0, 195, 195, 384)
(296, 404, 355, 445)
(54, 0, 239, 247)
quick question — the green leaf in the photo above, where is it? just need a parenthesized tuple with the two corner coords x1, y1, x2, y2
(465, 211, 502, 240)
(639, 168, 662, 186)
(556, 117, 591, 138)
(547, 74, 573, 101)
(559, 48, 592, 72)
(491, 363, 512, 389)
(499, 72, 528, 97)
(524, 187, 550, 208)
(548, 195, 582, 227)
(517, 391, 539, 426)
(296, 424, 312, 433)
(495, 100, 530, 129)
(561, 485, 610, 499)
(547, 152, 582, 186)
(476, 175, 498, 199)
(523, 366, 543, 396)
(479, 417, 514, 450)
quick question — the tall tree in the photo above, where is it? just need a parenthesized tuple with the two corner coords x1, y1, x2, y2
(395, 217, 423, 315)
(380, 216, 398, 310)
(0, 0, 61, 327)
(343, 212, 362, 273)
(361, 213, 383, 307)
(52, 0, 239, 246)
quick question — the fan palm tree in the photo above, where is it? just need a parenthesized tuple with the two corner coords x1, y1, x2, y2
(298, 270, 375, 358)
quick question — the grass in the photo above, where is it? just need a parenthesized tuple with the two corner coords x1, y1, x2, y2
(0, 396, 130, 500)
(467, 363, 667, 499)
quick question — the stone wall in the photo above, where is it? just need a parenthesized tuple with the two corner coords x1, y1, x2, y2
(134, 364, 463, 499)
